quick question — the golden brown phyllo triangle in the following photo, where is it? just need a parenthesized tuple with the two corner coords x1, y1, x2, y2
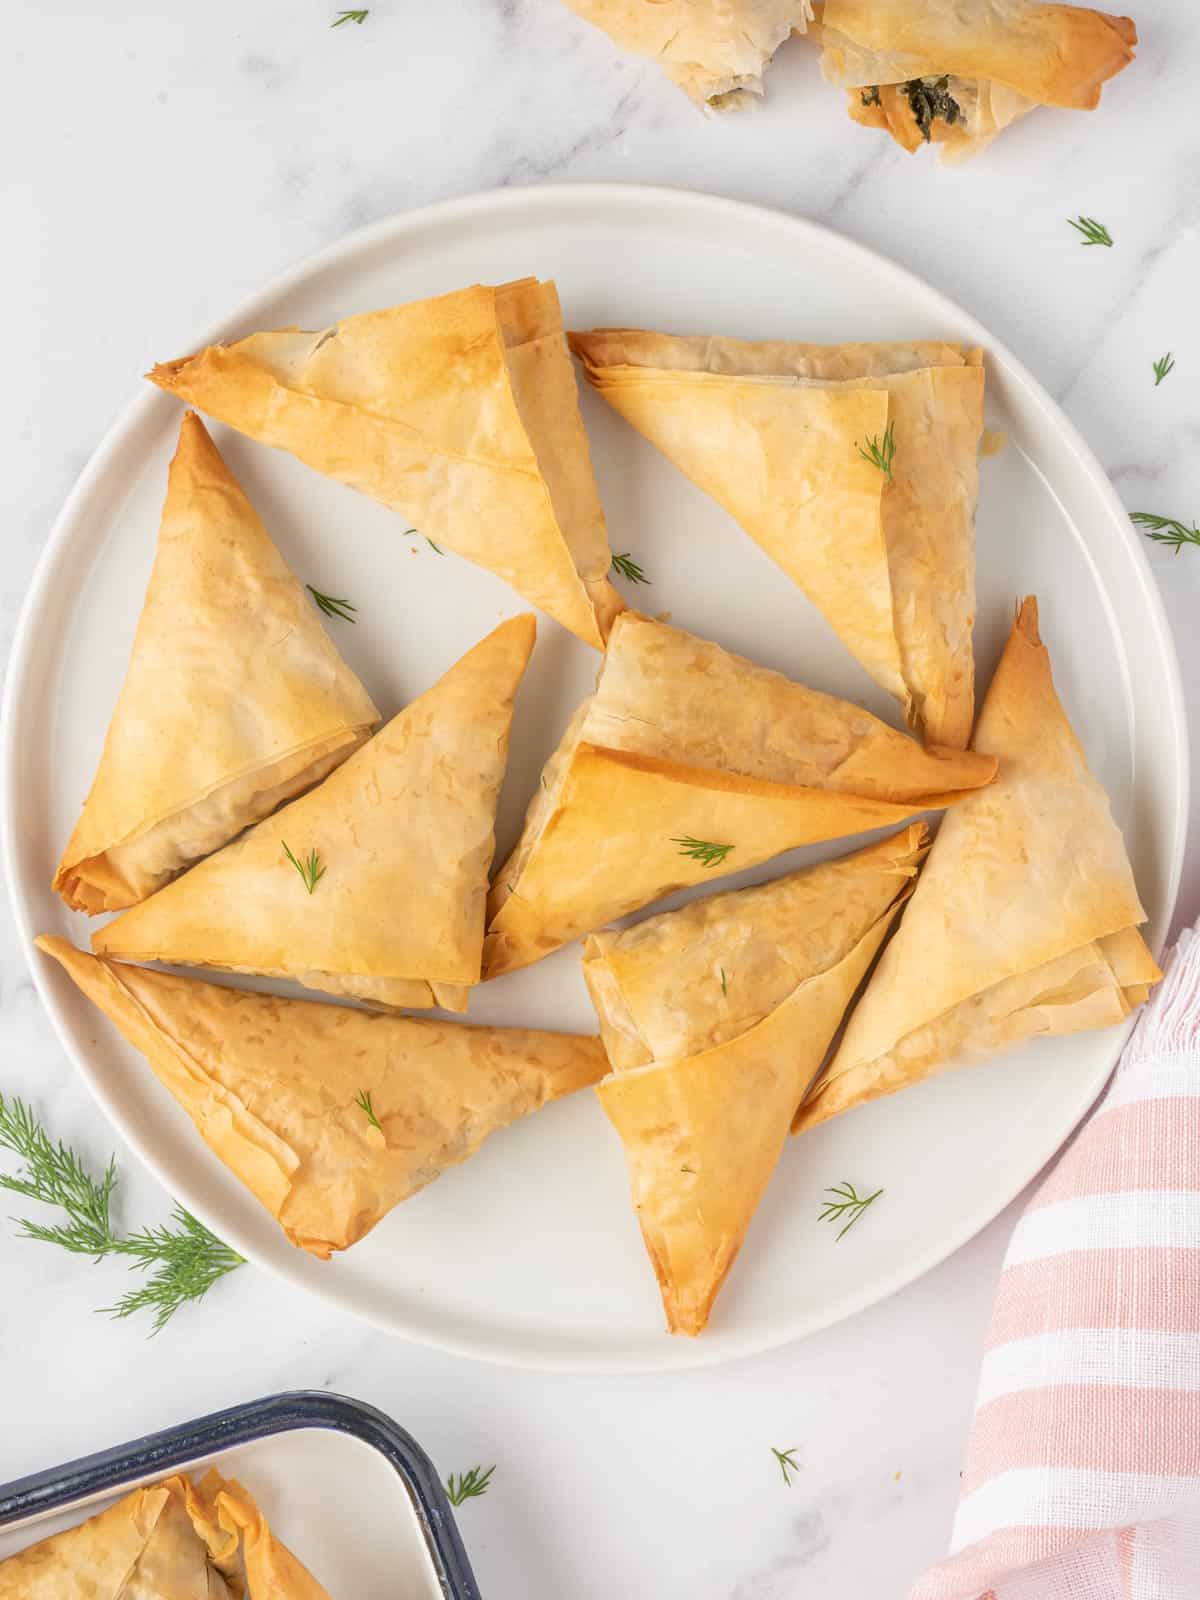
(93, 616, 536, 1011)
(796, 598, 1159, 1135)
(485, 612, 995, 977)
(54, 412, 379, 916)
(586, 827, 927, 1334)
(150, 279, 623, 648)
(37, 937, 608, 1260)
(570, 328, 985, 746)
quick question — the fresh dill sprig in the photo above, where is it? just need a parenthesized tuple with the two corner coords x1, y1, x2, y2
(355, 1089, 383, 1134)
(672, 836, 734, 869)
(771, 1446, 801, 1487)
(0, 1095, 118, 1256)
(856, 420, 896, 481)
(611, 551, 651, 585)
(720, 966, 728, 997)
(0, 1095, 242, 1332)
(403, 527, 444, 554)
(104, 1207, 245, 1335)
(818, 1181, 884, 1241)
(331, 8, 369, 25)
(1131, 511, 1200, 554)
(307, 585, 357, 623)
(1152, 353, 1175, 387)
(445, 1465, 495, 1506)
(282, 841, 326, 894)
(860, 85, 881, 107)
(1068, 215, 1113, 248)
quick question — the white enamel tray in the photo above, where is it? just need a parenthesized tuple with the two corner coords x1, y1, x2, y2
(3, 184, 1186, 1373)
(0, 1393, 478, 1597)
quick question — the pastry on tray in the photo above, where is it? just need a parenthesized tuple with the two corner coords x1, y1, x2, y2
(484, 611, 995, 978)
(53, 413, 379, 915)
(38, 937, 607, 1259)
(92, 616, 535, 1012)
(795, 598, 1160, 1134)
(571, 330, 985, 745)
(149, 280, 622, 648)
(560, 0, 814, 108)
(0, 1467, 331, 1598)
(585, 827, 926, 1334)
(819, 0, 1137, 159)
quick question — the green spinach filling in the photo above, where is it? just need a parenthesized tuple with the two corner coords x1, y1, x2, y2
(902, 75, 962, 140)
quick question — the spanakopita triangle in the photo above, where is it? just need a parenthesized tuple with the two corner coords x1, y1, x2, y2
(484, 613, 995, 977)
(560, 0, 813, 107)
(586, 827, 926, 1334)
(149, 278, 623, 649)
(822, 0, 1137, 160)
(570, 330, 984, 746)
(37, 938, 607, 1260)
(0, 1467, 332, 1599)
(795, 597, 1160, 1134)
(54, 412, 380, 915)
(93, 615, 536, 1011)
(0, 1482, 209, 1600)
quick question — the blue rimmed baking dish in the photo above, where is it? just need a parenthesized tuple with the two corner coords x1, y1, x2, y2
(0, 1389, 481, 1598)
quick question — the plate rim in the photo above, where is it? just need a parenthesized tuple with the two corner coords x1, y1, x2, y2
(3, 180, 1188, 1373)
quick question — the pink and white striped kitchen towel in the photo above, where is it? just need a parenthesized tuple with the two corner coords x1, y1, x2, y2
(911, 924, 1200, 1600)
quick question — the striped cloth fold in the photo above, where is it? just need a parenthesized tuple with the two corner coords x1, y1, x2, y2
(911, 925, 1200, 1600)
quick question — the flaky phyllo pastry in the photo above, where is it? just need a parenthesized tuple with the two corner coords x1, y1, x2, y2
(818, 0, 1136, 160)
(38, 938, 607, 1258)
(795, 598, 1160, 1135)
(53, 413, 379, 916)
(0, 1467, 331, 1598)
(585, 827, 926, 1335)
(92, 616, 535, 1012)
(561, 1, 813, 108)
(570, 331, 985, 747)
(149, 280, 622, 648)
(484, 613, 996, 977)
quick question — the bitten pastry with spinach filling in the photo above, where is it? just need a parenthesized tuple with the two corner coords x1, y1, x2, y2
(820, 0, 1137, 159)
(560, 0, 814, 108)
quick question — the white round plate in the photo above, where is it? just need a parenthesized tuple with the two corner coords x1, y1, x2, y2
(4, 185, 1186, 1373)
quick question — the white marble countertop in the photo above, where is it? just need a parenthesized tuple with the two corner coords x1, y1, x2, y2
(3, 4, 1198, 1596)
